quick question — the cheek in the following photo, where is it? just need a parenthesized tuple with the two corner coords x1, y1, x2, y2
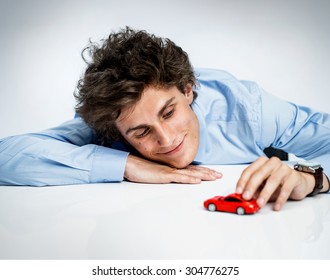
(172, 111, 192, 129)
(181, 110, 198, 131)
(134, 140, 155, 154)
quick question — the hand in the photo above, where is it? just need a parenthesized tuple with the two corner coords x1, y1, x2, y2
(235, 156, 316, 211)
(124, 154, 222, 184)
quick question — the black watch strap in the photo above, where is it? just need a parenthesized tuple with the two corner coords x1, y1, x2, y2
(307, 167, 323, 197)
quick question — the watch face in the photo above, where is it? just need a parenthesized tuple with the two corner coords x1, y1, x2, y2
(294, 161, 321, 173)
(297, 161, 321, 168)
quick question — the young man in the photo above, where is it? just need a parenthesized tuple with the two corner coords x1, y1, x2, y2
(0, 27, 329, 211)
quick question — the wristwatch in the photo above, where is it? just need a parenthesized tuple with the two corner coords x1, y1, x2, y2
(294, 161, 323, 197)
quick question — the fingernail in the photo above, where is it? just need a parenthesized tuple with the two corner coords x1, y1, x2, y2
(194, 178, 201, 184)
(243, 190, 250, 199)
(215, 171, 223, 178)
(274, 203, 281, 211)
(257, 197, 265, 207)
(236, 186, 243, 194)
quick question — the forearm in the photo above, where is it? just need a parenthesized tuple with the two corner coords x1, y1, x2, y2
(0, 134, 129, 186)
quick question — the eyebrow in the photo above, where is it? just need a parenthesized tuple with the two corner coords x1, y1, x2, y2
(125, 97, 176, 135)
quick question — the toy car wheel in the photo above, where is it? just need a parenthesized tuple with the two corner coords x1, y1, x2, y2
(236, 207, 245, 215)
(207, 203, 216, 211)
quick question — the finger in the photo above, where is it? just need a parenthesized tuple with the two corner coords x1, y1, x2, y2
(168, 170, 202, 184)
(186, 165, 223, 180)
(187, 165, 223, 179)
(236, 157, 269, 194)
(240, 157, 282, 200)
(272, 169, 299, 211)
(256, 163, 292, 208)
(236, 157, 268, 194)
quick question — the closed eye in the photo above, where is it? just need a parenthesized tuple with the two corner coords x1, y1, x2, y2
(163, 107, 175, 119)
(135, 128, 150, 138)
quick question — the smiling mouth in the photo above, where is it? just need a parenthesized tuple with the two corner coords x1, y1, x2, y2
(159, 138, 185, 156)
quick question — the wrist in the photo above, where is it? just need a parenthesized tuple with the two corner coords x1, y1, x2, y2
(299, 172, 316, 196)
(294, 161, 324, 197)
(124, 154, 138, 181)
(299, 171, 329, 196)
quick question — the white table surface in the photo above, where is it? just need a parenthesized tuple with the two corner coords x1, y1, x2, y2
(0, 164, 329, 260)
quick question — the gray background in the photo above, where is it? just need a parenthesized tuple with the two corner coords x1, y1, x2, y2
(0, 0, 329, 138)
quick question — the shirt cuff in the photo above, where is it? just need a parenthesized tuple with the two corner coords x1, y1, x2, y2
(90, 146, 129, 183)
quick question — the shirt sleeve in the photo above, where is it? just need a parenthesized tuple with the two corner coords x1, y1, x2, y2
(0, 118, 129, 186)
(257, 86, 330, 177)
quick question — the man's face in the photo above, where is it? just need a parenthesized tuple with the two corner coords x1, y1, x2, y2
(115, 85, 200, 168)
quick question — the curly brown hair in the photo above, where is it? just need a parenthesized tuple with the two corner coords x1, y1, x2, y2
(74, 27, 197, 144)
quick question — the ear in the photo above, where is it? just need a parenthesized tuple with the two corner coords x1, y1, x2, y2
(185, 83, 194, 105)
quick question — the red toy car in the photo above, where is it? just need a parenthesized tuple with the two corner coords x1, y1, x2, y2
(204, 193, 259, 215)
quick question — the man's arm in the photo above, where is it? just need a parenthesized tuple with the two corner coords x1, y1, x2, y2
(236, 82, 330, 210)
(0, 118, 128, 186)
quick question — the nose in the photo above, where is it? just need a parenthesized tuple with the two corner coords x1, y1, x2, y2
(155, 123, 174, 146)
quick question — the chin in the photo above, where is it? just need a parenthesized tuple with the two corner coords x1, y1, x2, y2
(164, 157, 194, 169)
(152, 146, 198, 168)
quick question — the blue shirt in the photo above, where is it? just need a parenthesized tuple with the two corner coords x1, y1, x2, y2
(1, 68, 330, 186)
